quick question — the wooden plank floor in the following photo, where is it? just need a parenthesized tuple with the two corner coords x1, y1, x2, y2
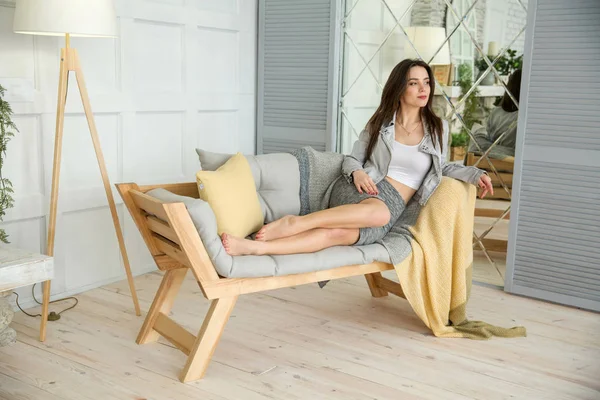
(1, 270, 599, 400)
(473, 211, 509, 287)
(473, 250, 506, 287)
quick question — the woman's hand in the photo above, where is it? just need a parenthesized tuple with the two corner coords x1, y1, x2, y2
(352, 170, 378, 195)
(478, 174, 494, 198)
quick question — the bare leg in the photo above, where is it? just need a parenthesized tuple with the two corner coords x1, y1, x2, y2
(255, 199, 389, 242)
(222, 228, 360, 256)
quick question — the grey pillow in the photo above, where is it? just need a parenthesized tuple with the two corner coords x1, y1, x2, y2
(145, 188, 231, 273)
(195, 149, 301, 223)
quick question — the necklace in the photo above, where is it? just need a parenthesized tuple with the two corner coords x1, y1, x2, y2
(396, 118, 422, 136)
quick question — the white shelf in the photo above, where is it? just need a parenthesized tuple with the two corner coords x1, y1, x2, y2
(0, 245, 54, 292)
(435, 85, 505, 98)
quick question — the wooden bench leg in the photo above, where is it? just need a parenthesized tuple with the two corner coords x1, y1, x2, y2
(365, 272, 388, 297)
(179, 296, 237, 383)
(137, 268, 187, 345)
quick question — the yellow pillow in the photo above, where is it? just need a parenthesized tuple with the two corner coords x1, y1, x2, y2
(196, 152, 263, 238)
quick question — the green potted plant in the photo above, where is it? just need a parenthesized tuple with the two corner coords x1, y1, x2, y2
(0, 84, 18, 243)
(457, 63, 485, 130)
(450, 63, 489, 161)
(450, 131, 469, 161)
(476, 49, 523, 85)
(495, 49, 523, 83)
(473, 57, 495, 86)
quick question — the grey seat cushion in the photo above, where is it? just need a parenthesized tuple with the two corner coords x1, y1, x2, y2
(146, 188, 391, 278)
(195, 149, 300, 223)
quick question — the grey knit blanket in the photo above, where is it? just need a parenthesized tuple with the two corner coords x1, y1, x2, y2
(291, 146, 417, 266)
(292, 146, 344, 215)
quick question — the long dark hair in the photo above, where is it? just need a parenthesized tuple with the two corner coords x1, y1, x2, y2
(364, 59, 443, 161)
(501, 69, 522, 113)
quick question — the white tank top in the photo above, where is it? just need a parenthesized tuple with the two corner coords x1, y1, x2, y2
(387, 139, 432, 190)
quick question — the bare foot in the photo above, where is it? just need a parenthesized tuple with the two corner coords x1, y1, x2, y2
(255, 215, 298, 241)
(221, 233, 262, 256)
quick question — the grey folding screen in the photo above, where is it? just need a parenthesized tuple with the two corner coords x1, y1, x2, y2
(257, 0, 341, 154)
(506, 0, 600, 312)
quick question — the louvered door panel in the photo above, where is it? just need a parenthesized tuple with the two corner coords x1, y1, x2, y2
(257, 0, 340, 154)
(506, 0, 600, 311)
(512, 161, 600, 304)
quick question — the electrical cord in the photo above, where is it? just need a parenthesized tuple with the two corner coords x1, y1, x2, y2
(12, 283, 78, 321)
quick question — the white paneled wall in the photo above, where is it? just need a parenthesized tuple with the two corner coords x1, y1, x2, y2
(0, 0, 257, 309)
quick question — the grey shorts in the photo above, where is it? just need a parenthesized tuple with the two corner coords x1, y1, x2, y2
(329, 177, 406, 245)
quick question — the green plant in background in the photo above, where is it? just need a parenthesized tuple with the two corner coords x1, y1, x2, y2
(0, 84, 18, 243)
(475, 49, 523, 76)
(451, 131, 469, 147)
(473, 57, 489, 74)
(456, 63, 481, 136)
(453, 63, 491, 146)
(499, 49, 523, 76)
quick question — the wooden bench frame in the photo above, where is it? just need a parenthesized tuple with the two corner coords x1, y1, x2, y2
(116, 182, 406, 383)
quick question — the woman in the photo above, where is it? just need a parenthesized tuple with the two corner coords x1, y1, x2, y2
(468, 69, 522, 159)
(223, 59, 493, 256)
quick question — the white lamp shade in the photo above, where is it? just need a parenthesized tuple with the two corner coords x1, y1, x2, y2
(404, 27, 451, 65)
(13, 0, 117, 38)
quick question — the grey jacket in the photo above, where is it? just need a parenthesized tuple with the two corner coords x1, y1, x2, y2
(341, 116, 486, 206)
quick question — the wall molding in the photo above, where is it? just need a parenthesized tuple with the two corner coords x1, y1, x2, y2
(0, 0, 257, 311)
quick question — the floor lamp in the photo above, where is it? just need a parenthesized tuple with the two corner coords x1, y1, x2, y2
(13, 0, 141, 341)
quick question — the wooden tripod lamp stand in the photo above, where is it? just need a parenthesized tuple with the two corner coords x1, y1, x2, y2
(13, 0, 141, 341)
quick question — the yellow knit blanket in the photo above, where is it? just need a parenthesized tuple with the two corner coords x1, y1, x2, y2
(393, 177, 527, 339)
